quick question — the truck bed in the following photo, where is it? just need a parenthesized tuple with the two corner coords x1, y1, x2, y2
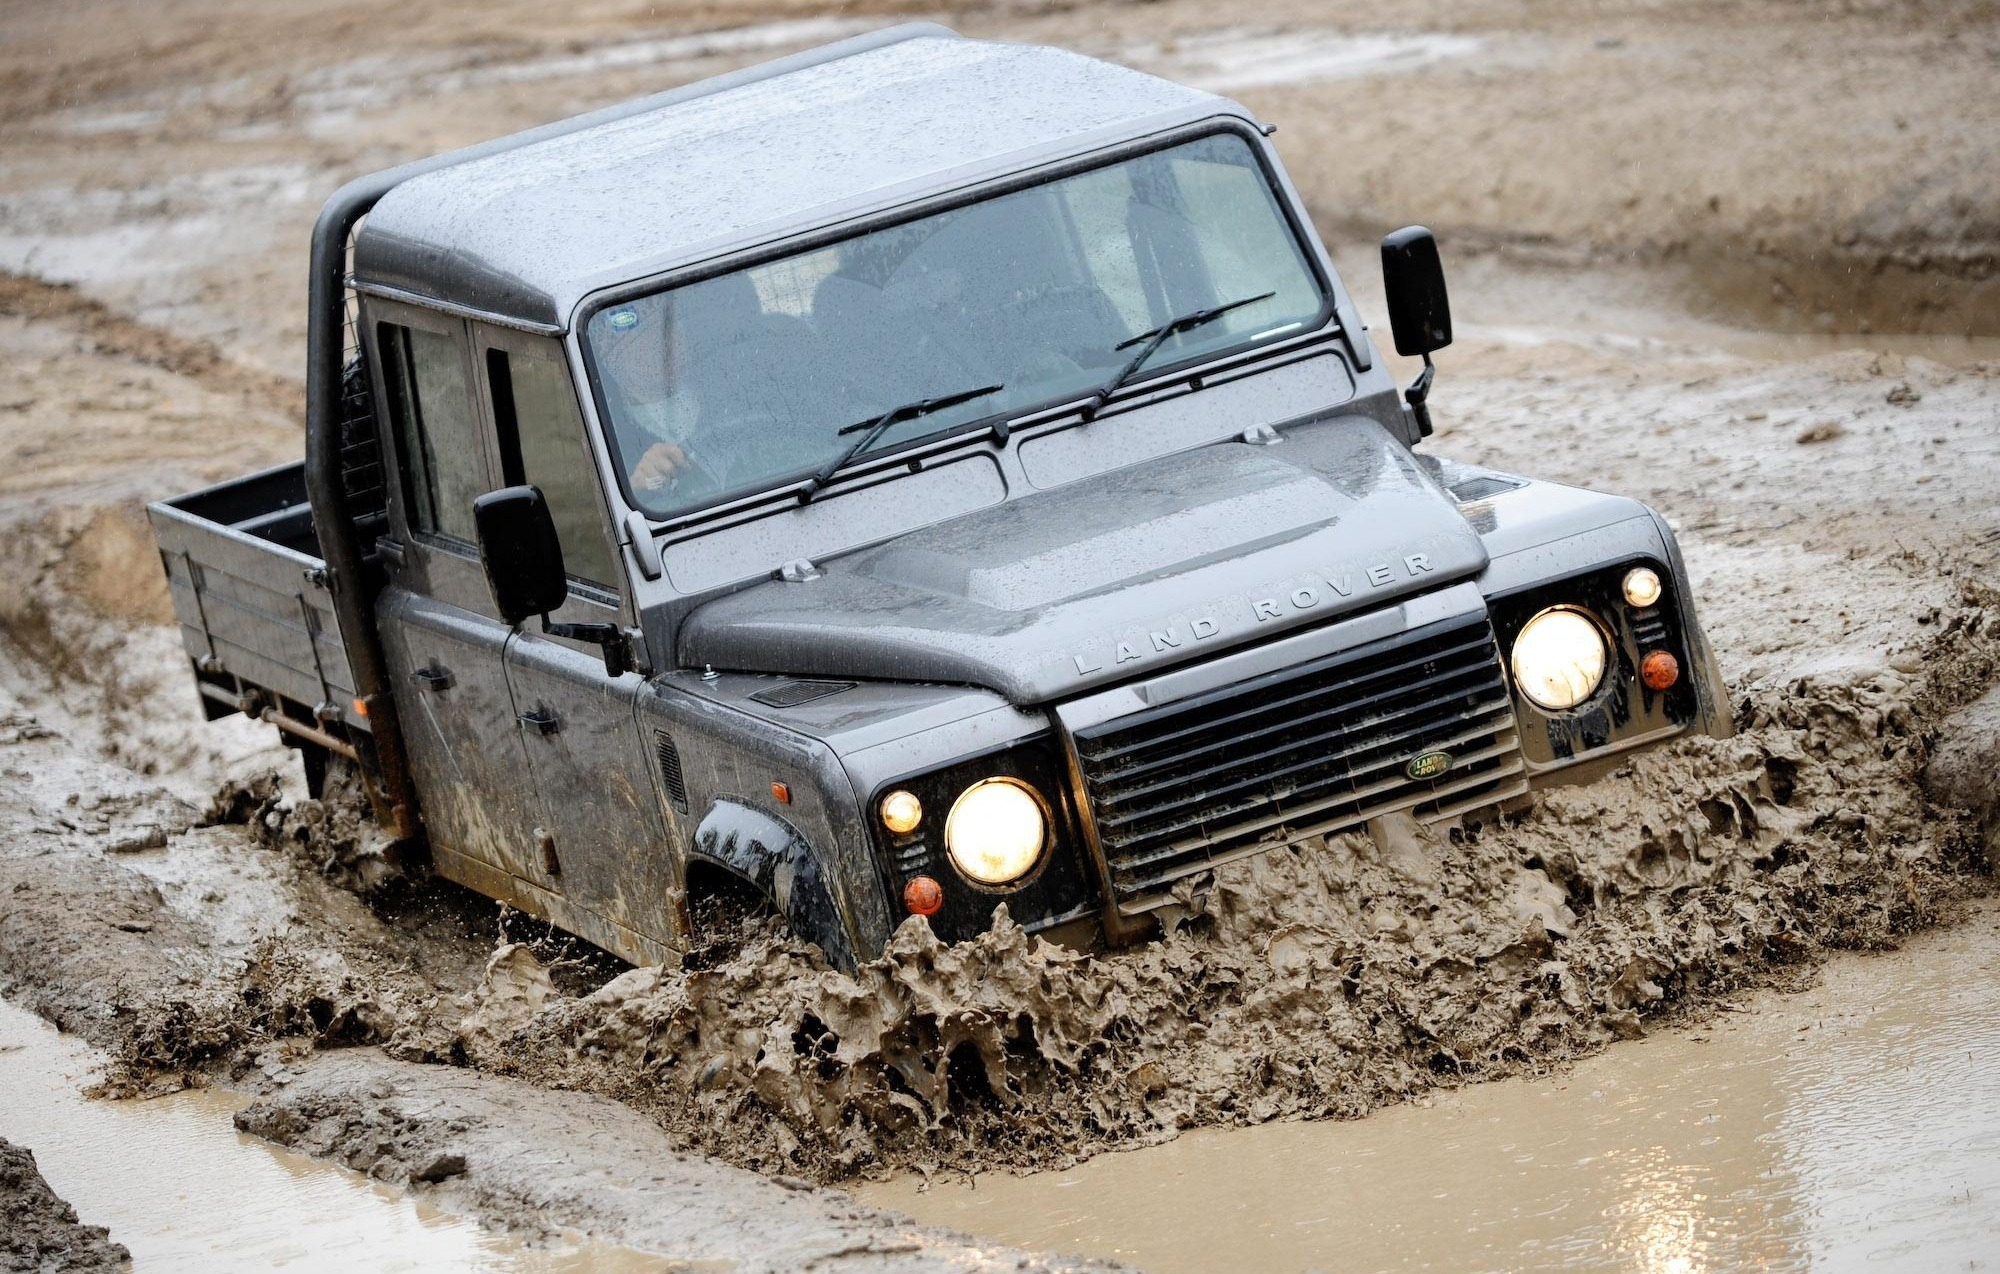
(147, 461, 369, 734)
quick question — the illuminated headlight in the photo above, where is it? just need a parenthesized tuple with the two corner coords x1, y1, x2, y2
(879, 789, 923, 835)
(1511, 607, 1609, 711)
(1622, 566, 1663, 608)
(944, 778, 1049, 886)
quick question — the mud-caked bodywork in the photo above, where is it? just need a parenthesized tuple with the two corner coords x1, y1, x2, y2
(148, 24, 1728, 969)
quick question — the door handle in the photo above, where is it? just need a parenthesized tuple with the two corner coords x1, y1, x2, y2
(518, 705, 561, 736)
(414, 662, 454, 692)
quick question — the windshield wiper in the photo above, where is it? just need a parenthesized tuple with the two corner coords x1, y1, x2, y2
(798, 382, 1004, 502)
(1080, 291, 1276, 420)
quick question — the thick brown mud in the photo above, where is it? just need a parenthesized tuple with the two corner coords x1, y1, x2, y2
(861, 900, 2000, 1272)
(1, 1136, 128, 1274)
(234, 1049, 1121, 1273)
(0, 999, 681, 1273)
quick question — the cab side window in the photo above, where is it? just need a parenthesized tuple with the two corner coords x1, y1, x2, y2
(487, 344, 618, 589)
(379, 321, 483, 544)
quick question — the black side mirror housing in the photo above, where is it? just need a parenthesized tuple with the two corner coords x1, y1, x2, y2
(474, 485, 568, 626)
(1380, 226, 1453, 358)
(472, 485, 633, 678)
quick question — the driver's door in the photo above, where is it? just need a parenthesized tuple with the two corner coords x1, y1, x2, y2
(476, 324, 680, 964)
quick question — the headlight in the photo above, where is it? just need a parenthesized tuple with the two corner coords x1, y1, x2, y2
(944, 778, 1049, 886)
(879, 789, 923, 835)
(1622, 566, 1663, 608)
(1511, 607, 1609, 711)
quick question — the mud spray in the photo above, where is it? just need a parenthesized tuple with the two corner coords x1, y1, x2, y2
(403, 576, 1998, 1185)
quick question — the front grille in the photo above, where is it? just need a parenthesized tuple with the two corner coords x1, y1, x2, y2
(1071, 615, 1526, 910)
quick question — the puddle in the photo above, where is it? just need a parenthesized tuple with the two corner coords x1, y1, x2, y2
(1123, 29, 1481, 93)
(861, 905, 2000, 1273)
(0, 999, 673, 1273)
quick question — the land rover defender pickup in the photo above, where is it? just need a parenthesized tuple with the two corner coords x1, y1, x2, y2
(148, 24, 1729, 969)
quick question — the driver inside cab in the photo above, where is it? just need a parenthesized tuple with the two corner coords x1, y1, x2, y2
(593, 302, 700, 499)
(591, 273, 853, 513)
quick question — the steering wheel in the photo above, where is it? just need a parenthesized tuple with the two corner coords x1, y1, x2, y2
(641, 409, 788, 501)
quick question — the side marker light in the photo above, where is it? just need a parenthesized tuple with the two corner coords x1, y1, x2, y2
(904, 875, 943, 917)
(1641, 650, 1680, 691)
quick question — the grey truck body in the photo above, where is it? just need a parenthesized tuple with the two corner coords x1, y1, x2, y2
(148, 25, 1729, 968)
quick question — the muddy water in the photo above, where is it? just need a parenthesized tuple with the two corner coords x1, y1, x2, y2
(863, 903, 2000, 1273)
(0, 1000, 675, 1273)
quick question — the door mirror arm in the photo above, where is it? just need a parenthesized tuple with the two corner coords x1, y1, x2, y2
(1403, 355, 1436, 438)
(1380, 225, 1453, 439)
(540, 618, 630, 678)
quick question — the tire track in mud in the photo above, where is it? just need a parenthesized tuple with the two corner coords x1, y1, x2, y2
(0, 269, 299, 420)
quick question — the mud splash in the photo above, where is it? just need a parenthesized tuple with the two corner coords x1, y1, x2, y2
(455, 579, 1997, 1184)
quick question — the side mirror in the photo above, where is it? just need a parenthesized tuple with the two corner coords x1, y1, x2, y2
(473, 485, 568, 626)
(1380, 226, 1453, 357)
(472, 485, 633, 679)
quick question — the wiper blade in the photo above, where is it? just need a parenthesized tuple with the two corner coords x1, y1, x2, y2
(799, 382, 1004, 502)
(1081, 291, 1276, 419)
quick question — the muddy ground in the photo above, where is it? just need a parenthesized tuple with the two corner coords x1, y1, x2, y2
(1, 0, 1998, 1266)
(0, 1138, 128, 1274)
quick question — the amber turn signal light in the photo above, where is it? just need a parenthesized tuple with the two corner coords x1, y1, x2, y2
(903, 874, 943, 917)
(1640, 650, 1680, 691)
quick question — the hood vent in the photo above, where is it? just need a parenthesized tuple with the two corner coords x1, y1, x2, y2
(653, 730, 689, 813)
(748, 680, 856, 709)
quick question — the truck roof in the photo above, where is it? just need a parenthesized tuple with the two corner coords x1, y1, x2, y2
(350, 27, 1241, 333)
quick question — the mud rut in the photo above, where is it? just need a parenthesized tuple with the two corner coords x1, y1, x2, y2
(2, 2, 1999, 1266)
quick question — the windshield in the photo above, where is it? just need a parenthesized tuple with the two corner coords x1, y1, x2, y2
(587, 132, 1327, 518)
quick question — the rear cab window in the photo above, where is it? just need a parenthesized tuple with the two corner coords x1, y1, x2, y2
(377, 320, 484, 544)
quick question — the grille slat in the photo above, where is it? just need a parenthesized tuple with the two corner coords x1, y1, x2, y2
(1072, 615, 1528, 912)
(1078, 629, 1499, 770)
(1095, 703, 1517, 845)
(1103, 727, 1522, 870)
(1092, 677, 1510, 819)
(1115, 750, 1525, 896)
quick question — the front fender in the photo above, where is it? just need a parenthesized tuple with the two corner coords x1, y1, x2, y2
(691, 799, 857, 970)
(1647, 511, 1734, 739)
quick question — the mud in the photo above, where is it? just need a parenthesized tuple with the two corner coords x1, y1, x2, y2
(0, 0, 1997, 1263)
(235, 1050, 1122, 1272)
(0, 1138, 129, 1274)
(446, 582, 1997, 1182)
(861, 899, 2000, 1272)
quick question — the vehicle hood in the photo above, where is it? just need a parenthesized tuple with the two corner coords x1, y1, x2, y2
(679, 418, 1488, 704)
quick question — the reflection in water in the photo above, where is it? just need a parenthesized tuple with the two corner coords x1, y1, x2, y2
(862, 906, 2000, 1273)
(0, 1000, 672, 1273)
